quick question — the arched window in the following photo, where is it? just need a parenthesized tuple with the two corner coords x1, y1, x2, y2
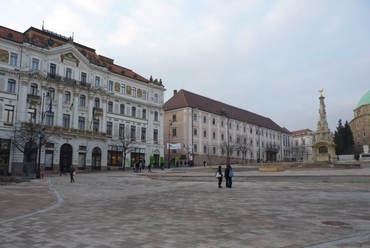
(108, 101, 113, 113)
(30, 83, 38, 95)
(48, 87, 55, 100)
(120, 104, 125, 114)
(94, 98, 100, 108)
(64, 91, 71, 103)
(142, 109, 146, 119)
(131, 106, 136, 117)
(154, 111, 158, 121)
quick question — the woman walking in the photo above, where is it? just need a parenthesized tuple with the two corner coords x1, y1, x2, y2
(215, 166, 223, 188)
(69, 165, 75, 183)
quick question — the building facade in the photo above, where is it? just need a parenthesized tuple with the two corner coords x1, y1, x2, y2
(163, 89, 292, 166)
(291, 129, 314, 162)
(0, 26, 165, 176)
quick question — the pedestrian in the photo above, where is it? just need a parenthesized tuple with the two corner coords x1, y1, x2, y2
(225, 164, 233, 188)
(203, 161, 207, 167)
(215, 166, 223, 188)
(148, 163, 152, 172)
(184, 160, 187, 167)
(59, 165, 66, 176)
(69, 165, 75, 183)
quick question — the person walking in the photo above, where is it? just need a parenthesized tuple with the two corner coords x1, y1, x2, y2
(69, 165, 75, 183)
(203, 161, 207, 167)
(148, 163, 152, 172)
(225, 164, 233, 188)
(215, 166, 223, 188)
(59, 165, 66, 176)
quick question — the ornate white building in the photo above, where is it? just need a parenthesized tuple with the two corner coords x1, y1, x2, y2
(291, 129, 314, 162)
(0, 26, 165, 176)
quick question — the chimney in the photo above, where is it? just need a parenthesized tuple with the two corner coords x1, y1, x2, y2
(174, 90, 177, 95)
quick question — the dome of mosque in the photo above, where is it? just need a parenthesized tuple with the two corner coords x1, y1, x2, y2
(357, 90, 370, 108)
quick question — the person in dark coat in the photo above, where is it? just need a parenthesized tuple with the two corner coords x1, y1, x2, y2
(69, 165, 75, 183)
(225, 164, 233, 188)
(215, 166, 223, 188)
(59, 165, 66, 176)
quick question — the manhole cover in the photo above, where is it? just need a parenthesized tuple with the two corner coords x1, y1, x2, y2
(322, 221, 350, 226)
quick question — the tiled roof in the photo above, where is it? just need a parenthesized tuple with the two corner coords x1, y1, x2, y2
(164, 89, 290, 133)
(0, 26, 150, 84)
(291, 128, 314, 136)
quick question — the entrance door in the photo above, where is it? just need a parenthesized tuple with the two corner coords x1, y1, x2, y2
(44, 150, 54, 170)
(78, 153, 86, 170)
(60, 144, 72, 172)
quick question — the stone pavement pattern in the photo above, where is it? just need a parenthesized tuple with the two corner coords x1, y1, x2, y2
(1, 168, 370, 248)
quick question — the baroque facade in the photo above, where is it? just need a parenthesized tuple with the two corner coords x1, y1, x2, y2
(0, 25, 165, 176)
(163, 89, 292, 166)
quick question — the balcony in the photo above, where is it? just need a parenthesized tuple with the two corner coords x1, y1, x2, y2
(63, 77, 77, 85)
(27, 94, 41, 104)
(79, 81, 91, 88)
(47, 126, 107, 137)
(47, 73, 62, 80)
(93, 107, 103, 117)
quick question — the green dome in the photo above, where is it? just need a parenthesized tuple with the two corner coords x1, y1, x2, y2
(357, 90, 370, 107)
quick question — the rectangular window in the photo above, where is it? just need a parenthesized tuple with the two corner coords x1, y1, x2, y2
(203, 116, 206, 123)
(5, 105, 14, 123)
(10, 53, 18, 66)
(194, 128, 197, 136)
(80, 95, 86, 106)
(172, 114, 177, 122)
(45, 112, 54, 126)
(66, 68, 72, 79)
(194, 144, 198, 153)
(95, 76, 100, 87)
(193, 113, 197, 121)
(212, 132, 216, 139)
(131, 107, 136, 117)
(32, 58, 39, 70)
(203, 146, 207, 154)
(203, 130, 207, 138)
(120, 84, 125, 94)
(142, 109, 146, 119)
(221, 120, 224, 127)
(154, 111, 158, 121)
(108, 102, 113, 113)
(93, 119, 99, 132)
(64, 92, 71, 103)
(143, 90, 147, 100)
(212, 118, 215, 125)
(132, 87, 136, 97)
(141, 127, 146, 141)
(78, 117, 85, 130)
(153, 129, 158, 143)
(7, 79, 16, 93)
(30, 84, 38, 95)
(131, 126, 136, 141)
(63, 114, 70, 128)
(213, 147, 216, 155)
(81, 72, 87, 83)
(172, 128, 177, 137)
(107, 122, 112, 136)
(117, 124, 124, 138)
(120, 104, 125, 115)
(108, 80, 113, 91)
(154, 93, 158, 103)
(28, 108, 36, 122)
(50, 63, 56, 75)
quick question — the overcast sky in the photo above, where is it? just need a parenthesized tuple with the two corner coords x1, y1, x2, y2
(2, 0, 370, 132)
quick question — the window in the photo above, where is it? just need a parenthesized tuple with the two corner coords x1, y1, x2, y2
(172, 114, 177, 122)
(194, 144, 198, 153)
(212, 118, 215, 125)
(108, 80, 113, 91)
(131, 106, 136, 117)
(154, 111, 158, 121)
(132, 87, 136, 97)
(120, 84, 125, 94)
(7, 79, 16, 93)
(10, 53, 18, 66)
(79, 95, 86, 106)
(63, 114, 70, 128)
(143, 90, 147, 100)
(108, 101, 113, 113)
(172, 128, 177, 137)
(31, 58, 39, 70)
(193, 113, 197, 121)
(302, 139, 306, 145)
(93, 119, 99, 132)
(221, 120, 224, 127)
(45, 112, 54, 126)
(142, 109, 146, 119)
(94, 98, 100, 108)
(244, 126, 246, 132)
(107, 122, 113, 136)
(203, 130, 207, 138)
(250, 129, 252, 134)
(364, 131, 366, 137)
(141, 127, 146, 141)
(95, 76, 100, 87)
(66, 68, 72, 79)
(221, 134, 224, 140)
(213, 147, 216, 155)
(5, 105, 14, 123)
(237, 124, 239, 131)
(81, 72, 87, 83)
(49, 63, 56, 75)
(203, 116, 206, 123)
(203, 146, 207, 154)
(120, 104, 125, 114)
(194, 128, 197, 136)
(154, 93, 159, 103)
(30, 83, 38, 95)
(153, 129, 158, 143)
(28, 108, 36, 122)
(64, 91, 71, 103)
(131, 126, 136, 141)
(229, 135, 232, 142)
(119, 124, 125, 138)
(212, 132, 216, 139)
(48, 88, 55, 100)
(78, 117, 85, 130)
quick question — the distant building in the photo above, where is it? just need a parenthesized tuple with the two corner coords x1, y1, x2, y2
(163, 89, 292, 166)
(349, 90, 370, 154)
(291, 129, 314, 162)
(0, 25, 165, 176)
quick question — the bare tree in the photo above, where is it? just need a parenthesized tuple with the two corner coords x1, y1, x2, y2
(219, 141, 235, 164)
(114, 126, 140, 171)
(235, 136, 250, 164)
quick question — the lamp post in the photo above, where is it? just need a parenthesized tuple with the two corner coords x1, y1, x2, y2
(191, 107, 194, 166)
(221, 108, 230, 164)
(167, 121, 172, 168)
(257, 127, 262, 163)
(36, 91, 48, 179)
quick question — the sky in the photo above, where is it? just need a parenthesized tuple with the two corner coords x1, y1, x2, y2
(2, 0, 370, 132)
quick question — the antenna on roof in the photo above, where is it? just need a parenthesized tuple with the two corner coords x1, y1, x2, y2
(42, 20, 44, 30)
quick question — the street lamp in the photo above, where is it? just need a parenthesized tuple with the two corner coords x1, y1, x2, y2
(221, 108, 230, 164)
(36, 90, 50, 179)
(257, 127, 262, 163)
(167, 121, 172, 168)
(191, 107, 194, 166)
